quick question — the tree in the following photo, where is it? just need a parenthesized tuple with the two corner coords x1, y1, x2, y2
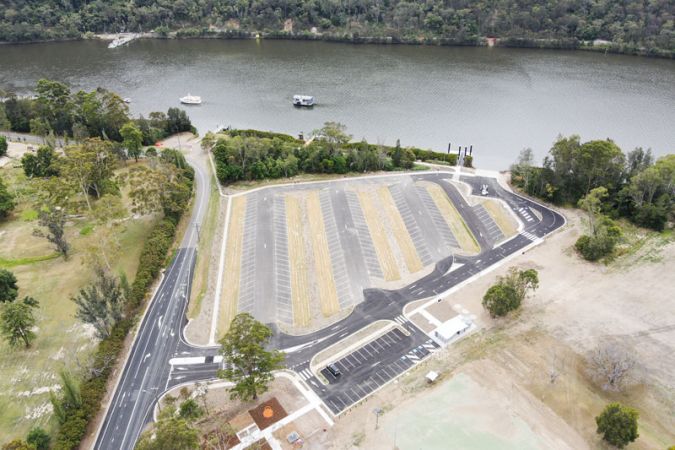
(0, 269, 19, 303)
(178, 398, 203, 420)
(312, 121, 351, 153)
(0, 296, 39, 348)
(120, 122, 143, 162)
(36, 206, 70, 258)
(60, 139, 117, 209)
(0, 175, 16, 219)
(482, 268, 539, 318)
(0, 136, 7, 157)
(587, 343, 636, 392)
(71, 269, 125, 339)
(578, 187, 608, 235)
(26, 427, 50, 450)
(49, 370, 82, 425)
(596, 403, 639, 448)
(136, 410, 199, 450)
(218, 313, 285, 401)
(21, 146, 60, 178)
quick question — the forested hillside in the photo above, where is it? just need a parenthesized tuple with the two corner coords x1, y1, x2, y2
(0, 0, 673, 56)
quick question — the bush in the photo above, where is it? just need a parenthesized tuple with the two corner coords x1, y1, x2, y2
(0, 136, 7, 157)
(595, 403, 639, 448)
(26, 427, 50, 450)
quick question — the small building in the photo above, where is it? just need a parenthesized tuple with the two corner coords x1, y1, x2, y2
(434, 316, 470, 343)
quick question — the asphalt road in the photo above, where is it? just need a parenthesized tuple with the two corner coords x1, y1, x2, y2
(94, 140, 215, 450)
(98, 168, 565, 446)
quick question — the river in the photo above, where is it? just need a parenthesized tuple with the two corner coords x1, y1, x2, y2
(1, 39, 673, 169)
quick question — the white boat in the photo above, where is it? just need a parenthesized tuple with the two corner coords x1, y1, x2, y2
(108, 34, 137, 49)
(293, 95, 315, 107)
(180, 94, 202, 105)
(123, 98, 131, 104)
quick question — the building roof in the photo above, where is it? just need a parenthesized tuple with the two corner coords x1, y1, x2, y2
(435, 315, 470, 341)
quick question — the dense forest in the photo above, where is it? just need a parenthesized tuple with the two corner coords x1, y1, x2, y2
(0, 0, 673, 56)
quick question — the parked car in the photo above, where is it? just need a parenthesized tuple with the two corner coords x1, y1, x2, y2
(326, 363, 342, 377)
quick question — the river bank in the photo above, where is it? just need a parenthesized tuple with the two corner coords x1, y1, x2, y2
(2, 29, 672, 59)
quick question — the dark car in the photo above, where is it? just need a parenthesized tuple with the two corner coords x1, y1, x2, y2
(326, 363, 342, 377)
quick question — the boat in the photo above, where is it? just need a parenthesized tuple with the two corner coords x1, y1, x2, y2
(180, 94, 202, 105)
(123, 98, 131, 104)
(108, 34, 137, 49)
(293, 95, 315, 107)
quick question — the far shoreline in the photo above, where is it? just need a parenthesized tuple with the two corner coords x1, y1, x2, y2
(1, 30, 672, 60)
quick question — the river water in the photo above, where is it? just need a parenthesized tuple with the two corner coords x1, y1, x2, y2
(1, 39, 673, 169)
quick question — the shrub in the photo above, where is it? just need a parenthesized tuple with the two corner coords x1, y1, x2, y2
(595, 403, 639, 448)
(26, 427, 50, 450)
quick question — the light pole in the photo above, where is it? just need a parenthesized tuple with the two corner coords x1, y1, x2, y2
(373, 407, 383, 430)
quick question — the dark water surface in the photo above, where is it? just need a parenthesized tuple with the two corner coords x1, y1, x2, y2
(1, 39, 673, 168)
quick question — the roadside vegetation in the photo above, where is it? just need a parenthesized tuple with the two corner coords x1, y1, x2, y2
(0, 82, 195, 447)
(511, 140, 674, 262)
(0, 1, 673, 57)
(209, 123, 462, 185)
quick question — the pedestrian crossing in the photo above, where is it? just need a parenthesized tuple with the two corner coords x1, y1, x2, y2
(518, 207, 535, 223)
(422, 339, 437, 352)
(393, 314, 410, 326)
(298, 368, 314, 381)
(521, 231, 539, 241)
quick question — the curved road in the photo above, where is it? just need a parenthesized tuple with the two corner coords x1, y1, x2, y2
(95, 165, 565, 448)
(94, 138, 217, 449)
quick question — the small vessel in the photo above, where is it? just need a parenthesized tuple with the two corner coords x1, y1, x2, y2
(180, 94, 202, 105)
(108, 34, 137, 49)
(293, 95, 315, 107)
(123, 98, 131, 104)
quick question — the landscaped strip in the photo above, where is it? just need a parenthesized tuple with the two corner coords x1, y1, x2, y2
(217, 196, 246, 337)
(357, 191, 401, 281)
(377, 186, 423, 274)
(482, 199, 518, 238)
(285, 195, 312, 327)
(306, 191, 340, 317)
(422, 181, 480, 254)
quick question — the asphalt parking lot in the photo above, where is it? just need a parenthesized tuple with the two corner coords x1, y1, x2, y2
(317, 325, 440, 414)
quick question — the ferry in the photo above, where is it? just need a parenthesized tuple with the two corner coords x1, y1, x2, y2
(180, 94, 202, 105)
(293, 95, 315, 107)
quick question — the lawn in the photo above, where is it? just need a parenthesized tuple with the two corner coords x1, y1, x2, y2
(0, 165, 157, 441)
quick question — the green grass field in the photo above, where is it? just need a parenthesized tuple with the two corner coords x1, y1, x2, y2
(0, 166, 156, 440)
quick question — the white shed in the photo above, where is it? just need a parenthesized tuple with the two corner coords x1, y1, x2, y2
(434, 316, 470, 343)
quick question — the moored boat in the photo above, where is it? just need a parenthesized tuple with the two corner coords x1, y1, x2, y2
(293, 95, 315, 107)
(180, 94, 202, 105)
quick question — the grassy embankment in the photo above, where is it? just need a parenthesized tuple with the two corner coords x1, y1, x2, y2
(0, 163, 157, 441)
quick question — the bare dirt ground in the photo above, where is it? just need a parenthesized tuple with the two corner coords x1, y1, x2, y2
(0, 141, 32, 167)
(303, 208, 675, 450)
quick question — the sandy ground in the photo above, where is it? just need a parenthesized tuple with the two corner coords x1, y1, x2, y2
(0, 141, 32, 167)
(301, 208, 675, 450)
